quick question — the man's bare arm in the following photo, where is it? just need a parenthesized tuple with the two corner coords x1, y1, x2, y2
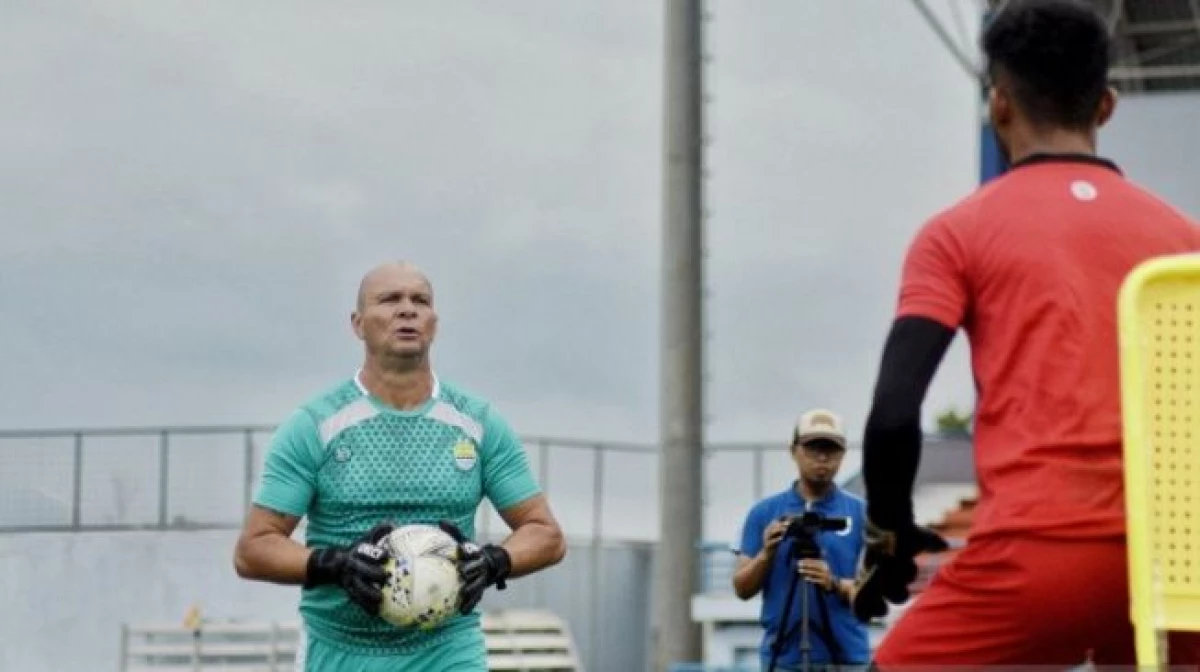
(731, 553, 771, 600)
(233, 505, 311, 585)
(731, 517, 785, 600)
(495, 494, 567, 578)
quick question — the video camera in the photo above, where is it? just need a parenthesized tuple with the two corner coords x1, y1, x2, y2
(781, 510, 850, 559)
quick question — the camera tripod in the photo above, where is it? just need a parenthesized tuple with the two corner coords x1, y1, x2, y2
(766, 536, 844, 672)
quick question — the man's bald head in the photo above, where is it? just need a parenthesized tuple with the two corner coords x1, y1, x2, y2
(356, 261, 433, 311)
(351, 261, 438, 367)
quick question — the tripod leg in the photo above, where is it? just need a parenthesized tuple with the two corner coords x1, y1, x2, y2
(768, 564, 803, 672)
(801, 579, 811, 672)
(813, 579, 845, 666)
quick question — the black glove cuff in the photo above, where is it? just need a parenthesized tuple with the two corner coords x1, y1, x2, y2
(304, 548, 343, 589)
(484, 544, 512, 588)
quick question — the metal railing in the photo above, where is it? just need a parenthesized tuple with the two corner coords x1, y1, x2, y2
(0, 424, 797, 538)
(0, 425, 277, 533)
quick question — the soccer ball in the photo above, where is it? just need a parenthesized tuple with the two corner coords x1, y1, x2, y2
(376, 524, 463, 630)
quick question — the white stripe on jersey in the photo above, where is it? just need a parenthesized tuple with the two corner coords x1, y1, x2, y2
(425, 401, 483, 444)
(319, 398, 379, 445)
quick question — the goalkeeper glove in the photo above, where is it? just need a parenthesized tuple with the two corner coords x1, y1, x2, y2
(304, 522, 395, 615)
(438, 520, 512, 615)
(851, 517, 948, 623)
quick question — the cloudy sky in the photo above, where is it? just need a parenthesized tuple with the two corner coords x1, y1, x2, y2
(4, 0, 1195, 448)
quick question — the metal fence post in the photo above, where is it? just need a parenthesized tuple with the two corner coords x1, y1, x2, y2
(118, 623, 129, 672)
(158, 431, 170, 528)
(753, 446, 764, 501)
(71, 432, 83, 529)
(590, 444, 604, 672)
(536, 439, 550, 608)
(538, 440, 550, 496)
(191, 624, 201, 672)
(243, 430, 255, 519)
(269, 622, 279, 672)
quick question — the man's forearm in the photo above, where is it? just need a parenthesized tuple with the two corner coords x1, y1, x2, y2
(732, 553, 772, 599)
(235, 534, 313, 585)
(499, 521, 566, 579)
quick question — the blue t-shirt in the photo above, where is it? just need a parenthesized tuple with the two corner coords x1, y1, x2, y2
(735, 483, 870, 666)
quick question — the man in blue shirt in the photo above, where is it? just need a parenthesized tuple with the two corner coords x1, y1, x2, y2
(732, 409, 870, 671)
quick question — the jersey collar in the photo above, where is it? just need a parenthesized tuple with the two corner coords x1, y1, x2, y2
(789, 479, 839, 509)
(353, 368, 441, 400)
(1009, 152, 1122, 175)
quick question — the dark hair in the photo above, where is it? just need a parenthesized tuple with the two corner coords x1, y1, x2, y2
(982, 0, 1113, 130)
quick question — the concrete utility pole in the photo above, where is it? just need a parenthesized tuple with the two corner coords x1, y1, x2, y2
(654, 0, 706, 670)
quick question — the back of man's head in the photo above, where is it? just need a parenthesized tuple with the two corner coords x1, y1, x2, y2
(982, 0, 1113, 131)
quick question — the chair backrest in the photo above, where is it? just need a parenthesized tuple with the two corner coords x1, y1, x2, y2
(481, 609, 584, 672)
(119, 609, 582, 672)
(119, 621, 300, 672)
(1117, 252, 1200, 667)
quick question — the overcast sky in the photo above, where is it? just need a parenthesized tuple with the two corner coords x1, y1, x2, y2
(4, 1, 1194, 447)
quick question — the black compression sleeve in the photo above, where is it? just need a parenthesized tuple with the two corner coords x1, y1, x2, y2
(862, 316, 956, 530)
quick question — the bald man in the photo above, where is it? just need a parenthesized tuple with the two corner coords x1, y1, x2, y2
(234, 262, 567, 671)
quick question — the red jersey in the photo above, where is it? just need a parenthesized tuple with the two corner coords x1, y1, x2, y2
(897, 155, 1200, 541)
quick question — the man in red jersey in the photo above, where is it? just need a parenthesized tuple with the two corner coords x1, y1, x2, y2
(851, 0, 1200, 668)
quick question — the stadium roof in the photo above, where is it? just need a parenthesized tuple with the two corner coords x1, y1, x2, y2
(986, 0, 1200, 93)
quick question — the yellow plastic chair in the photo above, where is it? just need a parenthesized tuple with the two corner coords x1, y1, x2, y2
(1118, 252, 1200, 669)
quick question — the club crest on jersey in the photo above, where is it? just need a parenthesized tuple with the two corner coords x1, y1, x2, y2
(334, 446, 352, 463)
(452, 438, 478, 471)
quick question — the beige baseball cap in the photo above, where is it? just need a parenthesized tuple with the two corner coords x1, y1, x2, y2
(792, 408, 847, 449)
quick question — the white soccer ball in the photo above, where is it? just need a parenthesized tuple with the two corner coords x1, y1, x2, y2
(376, 524, 463, 630)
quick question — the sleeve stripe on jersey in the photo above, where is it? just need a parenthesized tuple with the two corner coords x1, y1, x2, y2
(252, 492, 309, 519)
(318, 398, 378, 445)
(426, 401, 484, 443)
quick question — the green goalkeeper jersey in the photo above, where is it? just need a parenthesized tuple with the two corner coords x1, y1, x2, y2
(253, 372, 541, 656)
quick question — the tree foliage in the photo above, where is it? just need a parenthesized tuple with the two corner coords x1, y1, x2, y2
(935, 406, 972, 437)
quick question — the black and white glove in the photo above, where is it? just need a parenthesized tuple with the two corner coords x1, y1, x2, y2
(304, 522, 395, 615)
(438, 520, 512, 615)
(851, 517, 948, 623)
